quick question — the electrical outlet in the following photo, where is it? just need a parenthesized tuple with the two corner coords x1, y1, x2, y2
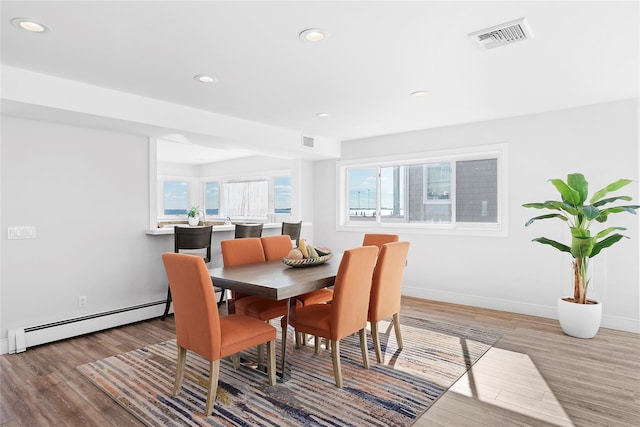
(78, 295, 87, 308)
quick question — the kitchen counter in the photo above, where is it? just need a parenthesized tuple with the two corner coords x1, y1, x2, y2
(145, 222, 284, 236)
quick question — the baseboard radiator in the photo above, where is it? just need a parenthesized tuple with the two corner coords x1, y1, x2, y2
(6, 300, 166, 354)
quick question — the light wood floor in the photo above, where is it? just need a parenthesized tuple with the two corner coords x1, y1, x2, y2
(1, 297, 638, 426)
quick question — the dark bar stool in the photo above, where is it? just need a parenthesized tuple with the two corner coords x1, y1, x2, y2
(161, 225, 223, 320)
(234, 223, 264, 238)
(281, 221, 302, 247)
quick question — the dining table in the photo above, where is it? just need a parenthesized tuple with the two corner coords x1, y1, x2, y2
(209, 253, 341, 382)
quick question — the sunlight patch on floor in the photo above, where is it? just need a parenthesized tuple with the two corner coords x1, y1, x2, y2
(448, 347, 574, 426)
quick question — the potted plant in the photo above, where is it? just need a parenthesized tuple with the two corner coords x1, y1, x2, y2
(523, 173, 639, 338)
(187, 205, 201, 226)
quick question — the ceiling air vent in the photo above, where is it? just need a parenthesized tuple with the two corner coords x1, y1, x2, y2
(469, 18, 532, 50)
(302, 135, 315, 148)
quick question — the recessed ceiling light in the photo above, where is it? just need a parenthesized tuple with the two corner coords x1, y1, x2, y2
(11, 18, 48, 33)
(317, 112, 329, 118)
(194, 74, 218, 84)
(299, 28, 328, 42)
(410, 90, 428, 97)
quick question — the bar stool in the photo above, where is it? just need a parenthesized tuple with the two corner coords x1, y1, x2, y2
(161, 225, 222, 320)
(235, 223, 264, 238)
(281, 221, 302, 247)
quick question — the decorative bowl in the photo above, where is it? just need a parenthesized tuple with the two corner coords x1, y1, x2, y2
(282, 253, 333, 268)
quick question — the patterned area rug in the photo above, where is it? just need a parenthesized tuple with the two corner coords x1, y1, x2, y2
(77, 316, 500, 426)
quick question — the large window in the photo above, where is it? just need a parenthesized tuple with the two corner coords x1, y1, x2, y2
(339, 144, 506, 234)
(158, 173, 291, 221)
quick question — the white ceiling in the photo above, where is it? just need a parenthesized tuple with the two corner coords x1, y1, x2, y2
(1, 1, 638, 164)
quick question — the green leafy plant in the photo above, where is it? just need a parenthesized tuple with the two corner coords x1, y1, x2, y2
(187, 206, 200, 218)
(523, 173, 639, 304)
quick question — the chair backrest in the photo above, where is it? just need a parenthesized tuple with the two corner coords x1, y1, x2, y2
(162, 252, 221, 361)
(281, 221, 302, 247)
(234, 223, 264, 239)
(220, 238, 266, 300)
(261, 235, 293, 261)
(174, 225, 213, 263)
(220, 238, 266, 267)
(368, 241, 410, 322)
(362, 233, 399, 251)
(329, 246, 379, 340)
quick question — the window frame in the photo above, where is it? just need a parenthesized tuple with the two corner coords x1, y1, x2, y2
(157, 169, 291, 223)
(199, 169, 291, 220)
(336, 143, 508, 236)
(157, 175, 196, 220)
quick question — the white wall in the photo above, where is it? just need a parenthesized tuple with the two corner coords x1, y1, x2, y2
(0, 117, 172, 345)
(313, 99, 639, 332)
(0, 116, 316, 352)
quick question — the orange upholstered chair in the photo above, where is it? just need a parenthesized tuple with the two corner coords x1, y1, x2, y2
(161, 225, 215, 320)
(260, 235, 295, 261)
(220, 237, 266, 302)
(220, 238, 288, 348)
(162, 253, 276, 416)
(261, 235, 334, 346)
(220, 237, 266, 267)
(368, 241, 410, 363)
(294, 246, 378, 387)
(362, 233, 399, 251)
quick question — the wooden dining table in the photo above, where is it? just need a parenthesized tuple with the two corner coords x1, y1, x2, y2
(209, 253, 341, 382)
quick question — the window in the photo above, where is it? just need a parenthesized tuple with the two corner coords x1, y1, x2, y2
(222, 180, 269, 217)
(274, 176, 292, 214)
(204, 182, 219, 216)
(338, 144, 506, 234)
(163, 180, 189, 216)
(348, 168, 377, 221)
(215, 176, 291, 217)
(158, 172, 291, 221)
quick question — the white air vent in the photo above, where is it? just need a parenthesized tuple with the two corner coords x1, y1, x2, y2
(302, 135, 314, 148)
(469, 18, 532, 50)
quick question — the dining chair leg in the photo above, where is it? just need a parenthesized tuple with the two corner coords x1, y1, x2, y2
(371, 321, 383, 363)
(205, 360, 220, 416)
(331, 339, 343, 388)
(161, 287, 172, 320)
(257, 344, 264, 369)
(393, 312, 403, 349)
(173, 346, 187, 395)
(314, 336, 320, 354)
(216, 287, 226, 306)
(295, 331, 302, 348)
(359, 329, 370, 369)
(295, 331, 310, 348)
(266, 339, 276, 386)
(232, 353, 240, 369)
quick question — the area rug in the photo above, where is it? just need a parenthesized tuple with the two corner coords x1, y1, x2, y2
(77, 316, 501, 426)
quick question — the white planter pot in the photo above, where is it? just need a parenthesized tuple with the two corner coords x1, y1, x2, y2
(557, 297, 602, 339)
(188, 216, 199, 226)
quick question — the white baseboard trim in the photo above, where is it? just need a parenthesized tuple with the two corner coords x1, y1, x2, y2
(0, 301, 167, 355)
(403, 287, 640, 334)
(1, 290, 636, 355)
